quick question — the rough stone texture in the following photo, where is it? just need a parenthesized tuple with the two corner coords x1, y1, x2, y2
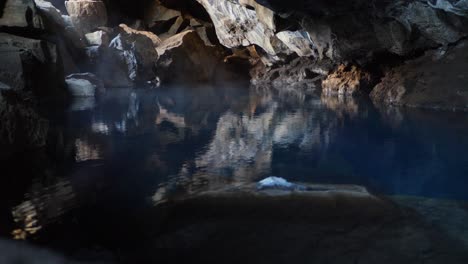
(145, 0, 181, 29)
(34, 0, 84, 74)
(370, 40, 468, 110)
(65, 0, 107, 34)
(91, 24, 160, 87)
(322, 64, 374, 96)
(0, 33, 64, 97)
(196, 0, 280, 55)
(0, 0, 43, 28)
(276, 30, 315, 57)
(251, 57, 331, 90)
(156, 30, 225, 82)
(85, 30, 110, 46)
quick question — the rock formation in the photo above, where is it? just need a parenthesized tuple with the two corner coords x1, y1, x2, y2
(370, 40, 468, 110)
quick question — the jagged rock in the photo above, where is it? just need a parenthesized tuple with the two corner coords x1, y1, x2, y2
(251, 57, 331, 90)
(34, 0, 84, 74)
(0, 33, 64, 97)
(0, 0, 43, 28)
(108, 27, 159, 83)
(156, 30, 225, 82)
(119, 24, 161, 47)
(145, 0, 182, 29)
(322, 64, 374, 96)
(196, 0, 280, 55)
(276, 31, 315, 57)
(85, 30, 110, 46)
(65, 0, 107, 34)
(370, 41, 468, 110)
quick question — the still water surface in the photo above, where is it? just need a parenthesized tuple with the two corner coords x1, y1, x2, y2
(2, 84, 468, 262)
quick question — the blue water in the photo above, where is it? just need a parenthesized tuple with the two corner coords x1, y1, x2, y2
(64, 84, 468, 202)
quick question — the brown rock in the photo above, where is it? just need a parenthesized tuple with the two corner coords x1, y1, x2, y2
(370, 41, 468, 110)
(322, 64, 373, 96)
(156, 30, 225, 82)
(65, 0, 107, 34)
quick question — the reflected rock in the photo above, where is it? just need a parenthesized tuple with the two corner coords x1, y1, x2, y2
(69, 96, 96, 111)
(321, 95, 359, 118)
(65, 72, 103, 97)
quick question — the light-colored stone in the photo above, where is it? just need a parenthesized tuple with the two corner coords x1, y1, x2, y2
(196, 0, 279, 55)
(65, 0, 107, 34)
(322, 64, 373, 96)
(276, 31, 315, 57)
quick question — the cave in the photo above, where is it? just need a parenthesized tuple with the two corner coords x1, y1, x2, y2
(1, 0, 468, 263)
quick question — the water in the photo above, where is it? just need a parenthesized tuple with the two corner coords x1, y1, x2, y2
(2, 84, 468, 262)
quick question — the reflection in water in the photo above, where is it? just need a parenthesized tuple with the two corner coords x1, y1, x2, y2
(4, 83, 468, 241)
(12, 179, 75, 240)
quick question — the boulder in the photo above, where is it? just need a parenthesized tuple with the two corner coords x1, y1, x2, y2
(34, 0, 84, 74)
(322, 64, 374, 96)
(0, 33, 64, 97)
(370, 41, 468, 110)
(85, 30, 110, 47)
(156, 30, 225, 82)
(64, 0, 107, 34)
(106, 26, 159, 84)
(145, 0, 181, 30)
(0, 0, 43, 28)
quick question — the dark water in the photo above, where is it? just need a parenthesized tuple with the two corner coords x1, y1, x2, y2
(2, 84, 468, 262)
(64, 84, 468, 200)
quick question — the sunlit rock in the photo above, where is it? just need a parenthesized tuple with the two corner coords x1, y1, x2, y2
(195, 0, 279, 55)
(276, 30, 315, 57)
(322, 64, 374, 96)
(85, 30, 110, 47)
(65, 0, 107, 34)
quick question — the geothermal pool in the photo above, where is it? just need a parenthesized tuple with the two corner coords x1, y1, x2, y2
(1, 84, 468, 263)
